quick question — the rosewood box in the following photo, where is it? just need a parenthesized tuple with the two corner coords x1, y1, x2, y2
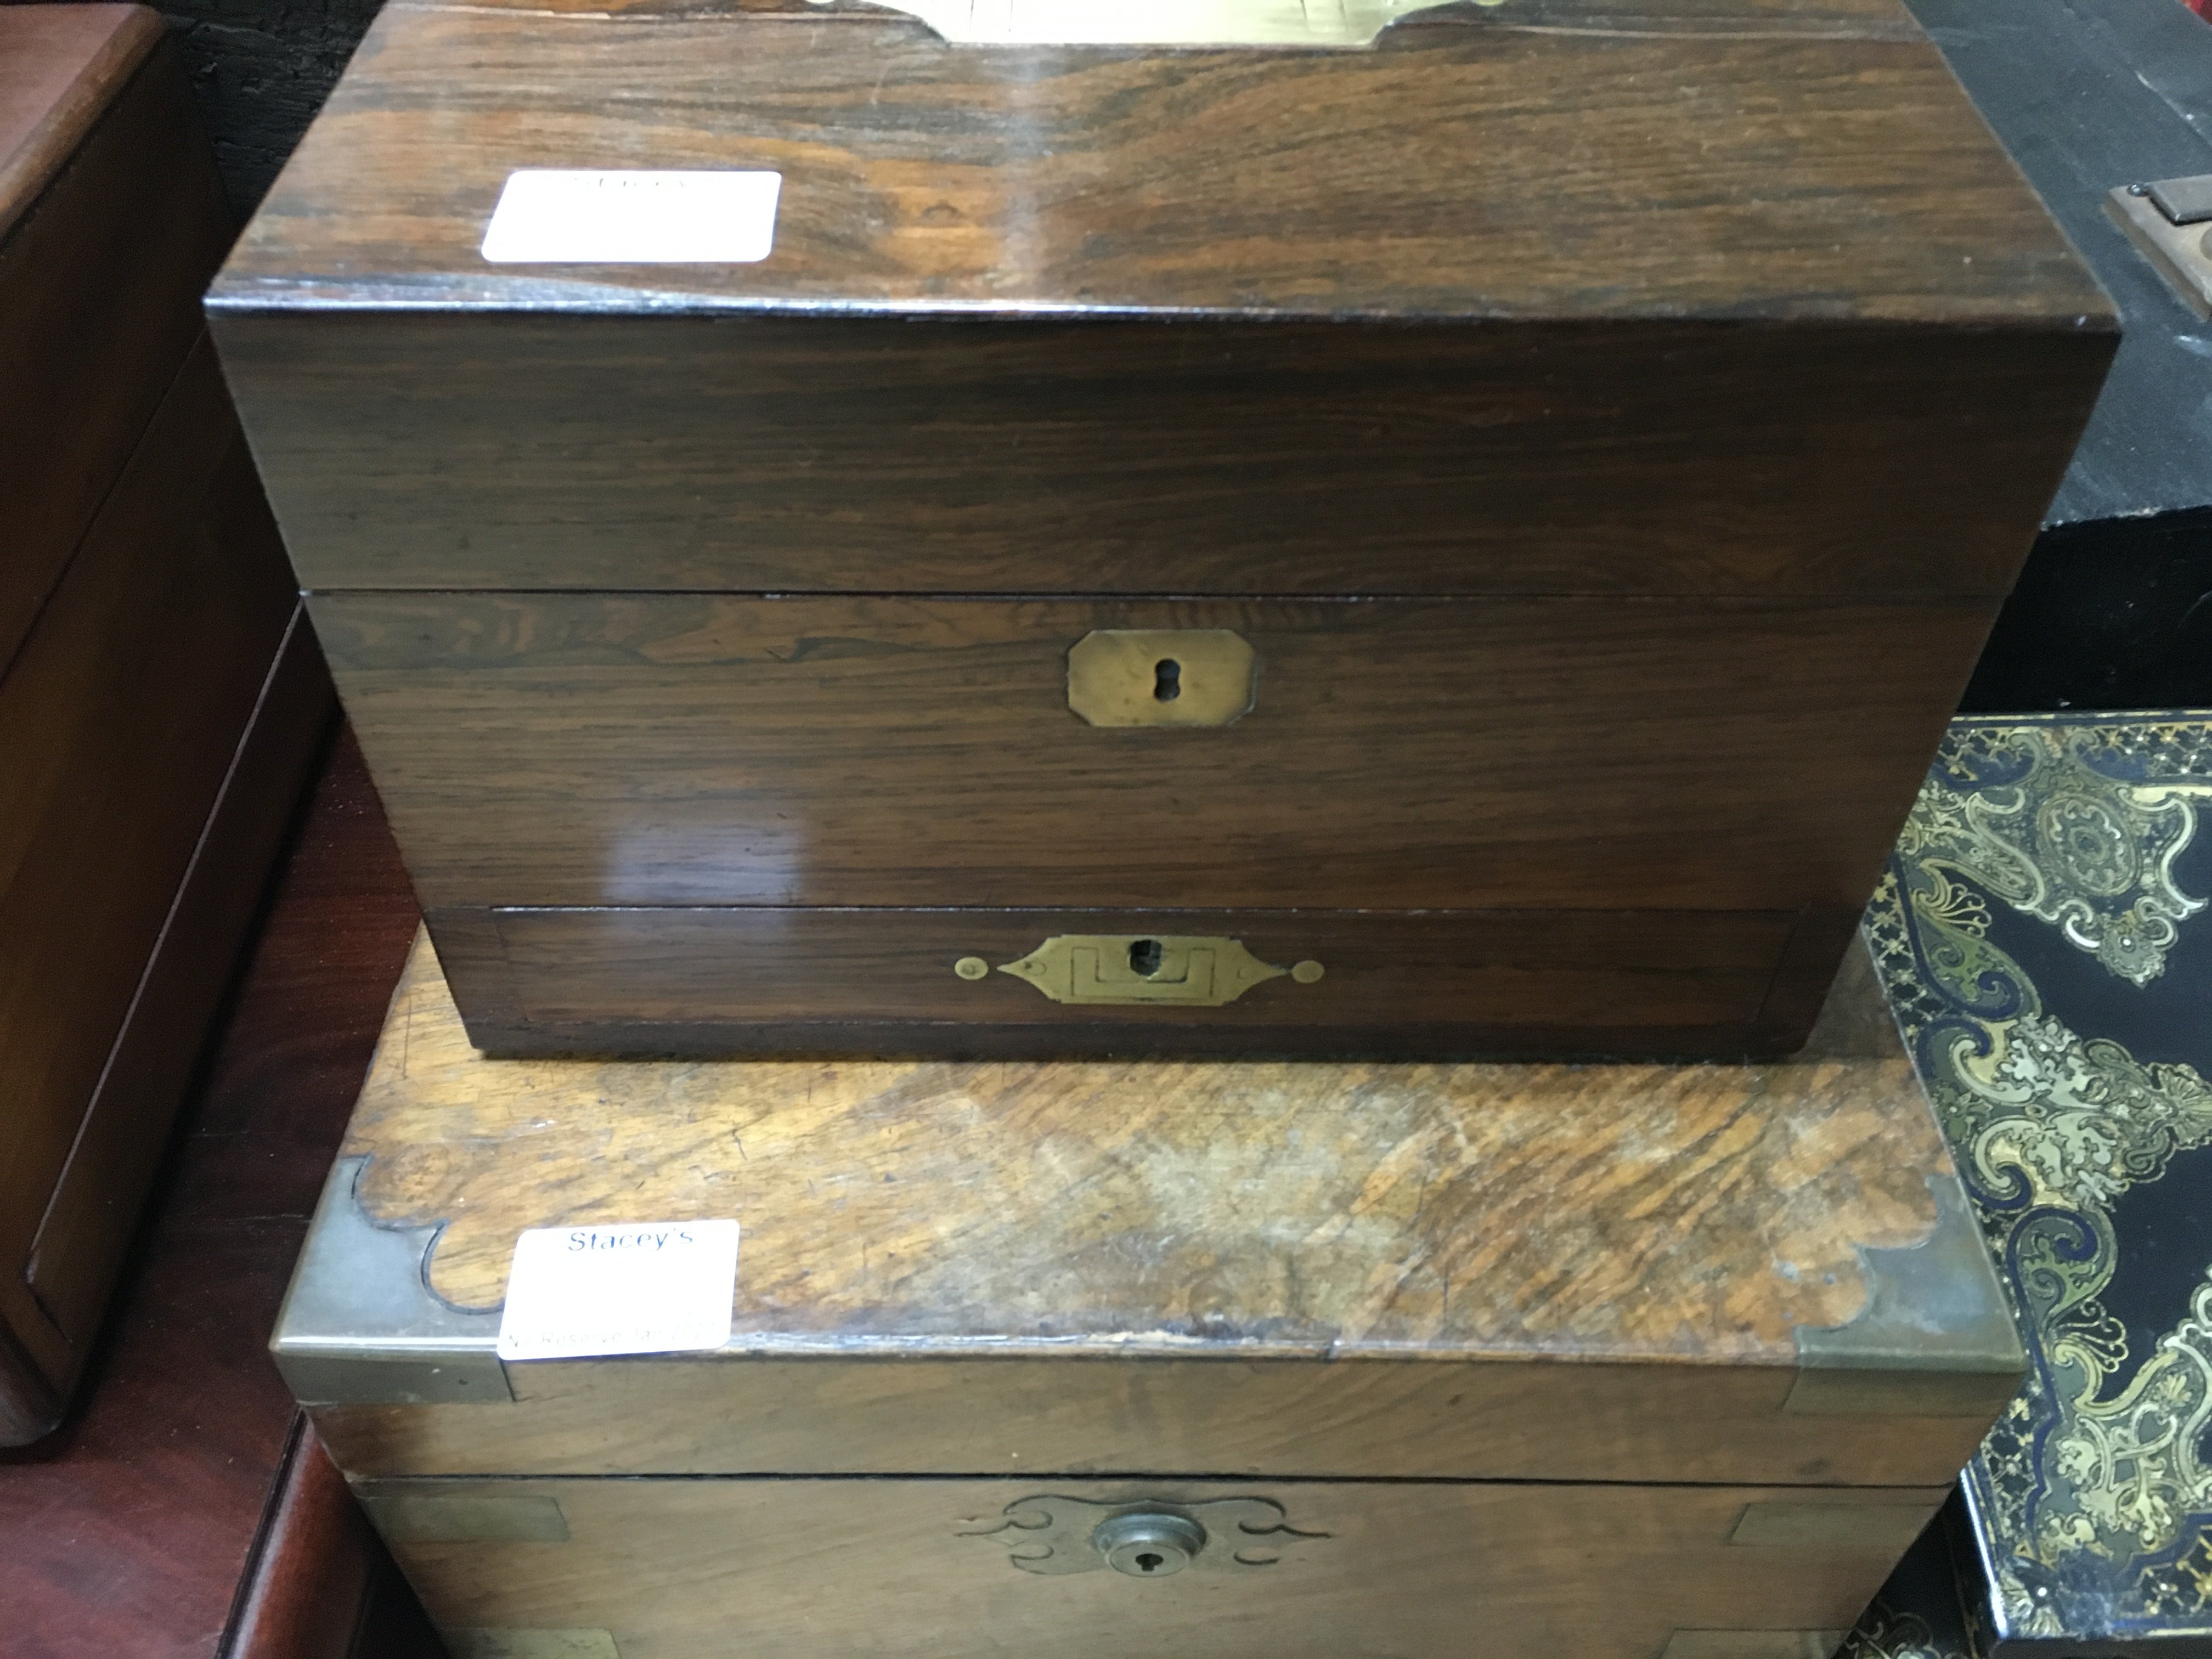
(277, 933, 2023, 1658)
(210, 0, 2115, 1057)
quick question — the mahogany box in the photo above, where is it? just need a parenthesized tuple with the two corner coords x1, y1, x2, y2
(275, 932, 2024, 1659)
(0, 4, 331, 1443)
(209, 0, 2116, 1059)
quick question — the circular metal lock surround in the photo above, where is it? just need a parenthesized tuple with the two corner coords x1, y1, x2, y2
(1092, 1510, 1206, 1578)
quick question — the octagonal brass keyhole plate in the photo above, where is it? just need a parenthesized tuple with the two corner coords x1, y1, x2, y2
(1067, 629, 1255, 728)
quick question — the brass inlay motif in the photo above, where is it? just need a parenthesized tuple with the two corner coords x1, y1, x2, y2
(991, 934, 1301, 1006)
(962, 1494, 1329, 1575)
(1066, 629, 1255, 728)
(805, 0, 1496, 48)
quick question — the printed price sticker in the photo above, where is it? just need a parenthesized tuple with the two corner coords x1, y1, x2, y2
(479, 170, 782, 264)
(496, 1220, 740, 1361)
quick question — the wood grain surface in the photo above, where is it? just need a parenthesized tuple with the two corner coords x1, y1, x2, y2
(212, 0, 2104, 322)
(210, 0, 2113, 606)
(0, 4, 159, 242)
(431, 902, 1807, 1058)
(24, 613, 332, 1352)
(0, 336, 297, 1402)
(1, 19, 233, 675)
(312, 933, 2011, 1489)
(356, 929, 1942, 1356)
(363, 1473, 1946, 1659)
(225, 1417, 445, 1659)
(222, 314, 2103, 600)
(318, 592, 1989, 915)
(0, 732, 428, 1658)
(315, 1342, 2001, 1487)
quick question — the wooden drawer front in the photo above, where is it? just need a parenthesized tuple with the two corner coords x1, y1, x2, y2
(432, 904, 1802, 1057)
(363, 1476, 1942, 1659)
(316, 594, 1989, 916)
(224, 312, 2100, 601)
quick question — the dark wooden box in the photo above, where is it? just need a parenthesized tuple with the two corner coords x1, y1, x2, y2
(0, 4, 331, 1445)
(279, 932, 2024, 1659)
(210, 0, 2115, 1059)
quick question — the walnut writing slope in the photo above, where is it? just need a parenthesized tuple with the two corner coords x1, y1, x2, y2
(276, 933, 2022, 1659)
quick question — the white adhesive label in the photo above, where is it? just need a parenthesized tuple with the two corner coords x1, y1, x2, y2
(496, 1220, 739, 1361)
(479, 171, 782, 264)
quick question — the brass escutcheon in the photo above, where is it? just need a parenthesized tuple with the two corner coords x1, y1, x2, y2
(978, 934, 1319, 1006)
(1066, 629, 1255, 728)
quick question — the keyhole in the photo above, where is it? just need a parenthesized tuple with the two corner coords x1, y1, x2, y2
(1128, 939, 1165, 977)
(1153, 659, 1181, 702)
(1136, 1553, 1164, 1573)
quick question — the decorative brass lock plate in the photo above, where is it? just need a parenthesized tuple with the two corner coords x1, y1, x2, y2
(985, 934, 1322, 1006)
(960, 1495, 1329, 1575)
(803, 0, 1491, 48)
(1066, 629, 1255, 728)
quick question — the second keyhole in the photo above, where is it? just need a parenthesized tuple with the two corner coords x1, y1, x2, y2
(1153, 658, 1181, 702)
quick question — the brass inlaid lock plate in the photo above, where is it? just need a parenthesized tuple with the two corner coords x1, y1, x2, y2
(804, 0, 1487, 48)
(961, 1494, 1330, 1575)
(983, 934, 1321, 1006)
(1066, 629, 1255, 728)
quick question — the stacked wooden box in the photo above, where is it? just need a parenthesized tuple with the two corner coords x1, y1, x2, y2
(220, 0, 2116, 1645)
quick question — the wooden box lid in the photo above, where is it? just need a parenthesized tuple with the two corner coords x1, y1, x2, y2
(281, 930, 2021, 1489)
(208, 0, 2112, 325)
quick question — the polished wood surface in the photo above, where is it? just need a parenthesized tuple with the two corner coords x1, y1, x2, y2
(0, 732, 430, 1657)
(0, 5, 332, 1435)
(227, 1417, 445, 1659)
(313, 933, 2011, 1489)
(321, 593, 1987, 914)
(330, 589, 1979, 1053)
(435, 903, 1804, 1057)
(0, 336, 301, 1419)
(366, 1474, 1944, 1659)
(222, 315, 2102, 600)
(0, 5, 159, 241)
(216, 0, 2103, 321)
(1, 10, 232, 673)
(24, 614, 332, 1350)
